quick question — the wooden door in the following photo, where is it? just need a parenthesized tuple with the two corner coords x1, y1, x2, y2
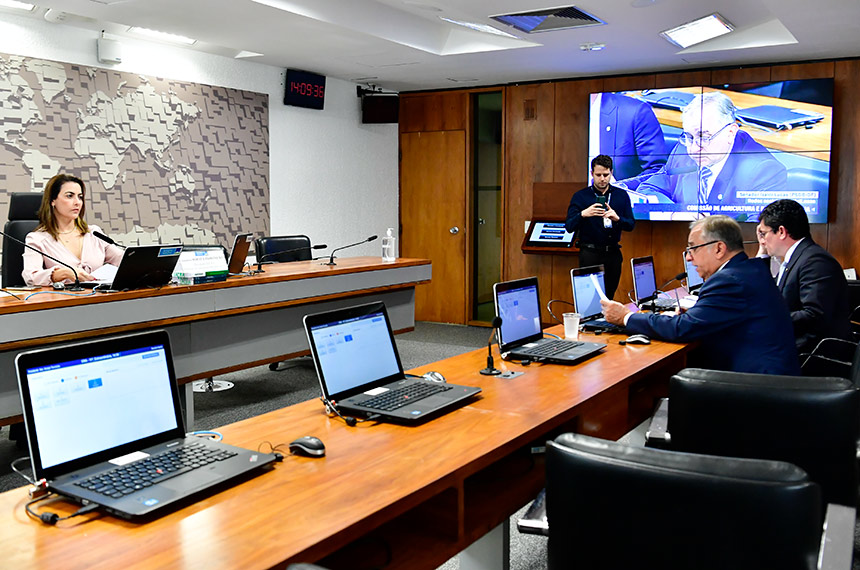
(401, 130, 467, 323)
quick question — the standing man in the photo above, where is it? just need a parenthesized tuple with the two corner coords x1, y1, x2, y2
(637, 91, 786, 210)
(600, 215, 799, 375)
(565, 154, 635, 299)
(757, 199, 851, 354)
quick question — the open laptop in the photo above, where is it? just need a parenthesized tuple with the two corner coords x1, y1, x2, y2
(493, 276, 606, 363)
(15, 330, 276, 520)
(631, 255, 679, 310)
(570, 265, 625, 333)
(227, 233, 253, 274)
(684, 252, 704, 294)
(85, 245, 183, 291)
(304, 301, 481, 423)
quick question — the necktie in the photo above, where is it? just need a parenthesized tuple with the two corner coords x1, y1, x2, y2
(698, 166, 713, 205)
(776, 260, 789, 287)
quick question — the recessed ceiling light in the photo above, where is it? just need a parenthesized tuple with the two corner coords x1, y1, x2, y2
(661, 13, 733, 49)
(0, 0, 35, 11)
(127, 27, 197, 46)
(439, 17, 518, 39)
(580, 42, 605, 51)
(235, 51, 264, 59)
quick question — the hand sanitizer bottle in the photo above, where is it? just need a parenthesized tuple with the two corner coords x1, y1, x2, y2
(382, 228, 396, 262)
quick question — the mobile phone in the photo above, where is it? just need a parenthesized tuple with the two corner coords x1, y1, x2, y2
(595, 195, 607, 209)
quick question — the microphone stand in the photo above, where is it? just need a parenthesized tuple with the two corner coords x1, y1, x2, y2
(1, 229, 84, 291)
(324, 235, 378, 266)
(254, 244, 327, 273)
(479, 316, 503, 376)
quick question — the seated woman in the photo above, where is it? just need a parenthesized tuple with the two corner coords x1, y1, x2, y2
(22, 174, 123, 286)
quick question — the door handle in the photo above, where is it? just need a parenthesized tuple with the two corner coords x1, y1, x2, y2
(449, 226, 460, 234)
(478, 218, 486, 225)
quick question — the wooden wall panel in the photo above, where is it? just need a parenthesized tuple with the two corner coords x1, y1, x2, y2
(828, 60, 860, 270)
(399, 92, 467, 133)
(603, 75, 656, 92)
(711, 67, 771, 85)
(554, 79, 602, 183)
(771, 61, 835, 81)
(655, 71, 713, 89)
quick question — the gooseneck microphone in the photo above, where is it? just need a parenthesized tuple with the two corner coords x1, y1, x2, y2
(479, 316, 503, 376)
(654, 271, 688, 312)
(92, 230, 127, 249)
(324, 235, 378, 266)
(1, 229, 83, 291)
(254, 244, 327, 273)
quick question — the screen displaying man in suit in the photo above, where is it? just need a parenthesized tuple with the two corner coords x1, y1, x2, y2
(757, 199, 851, 354)
(599, 215, 799, 375)
(637, 92, 787, 213)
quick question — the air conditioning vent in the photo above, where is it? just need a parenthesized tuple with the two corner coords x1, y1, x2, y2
(491, 6, 605, 34)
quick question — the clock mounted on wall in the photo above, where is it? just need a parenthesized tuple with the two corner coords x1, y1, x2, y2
(284, 69, 326, 110)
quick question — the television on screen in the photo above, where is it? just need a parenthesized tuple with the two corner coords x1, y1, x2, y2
(587, 79, 833, 223)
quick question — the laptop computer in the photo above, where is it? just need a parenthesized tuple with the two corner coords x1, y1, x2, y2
(683, 252, 704, 294)
(304, 301, 481, 423)
(15, 329, 276, 520)
(227, 233, 253, 274)
(631, 255, 679, 310)
(493, 276, 606, 363)
(570, 265, 625, 333)
(84, 245, 183, 291)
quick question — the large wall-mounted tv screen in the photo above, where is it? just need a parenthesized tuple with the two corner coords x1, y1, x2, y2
(588, 79, 833, 223)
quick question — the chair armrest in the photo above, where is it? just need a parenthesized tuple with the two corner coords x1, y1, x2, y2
(818, 503, 856, 570)
(644, 398, 670, 448)
(517, 488, 548, 536)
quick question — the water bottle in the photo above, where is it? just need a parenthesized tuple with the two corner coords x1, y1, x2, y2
(382, 228, 396, 262)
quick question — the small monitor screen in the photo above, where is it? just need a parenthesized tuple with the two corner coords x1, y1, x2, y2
(526, 221, 575, 247)
(684, 253, 705, 291)
(571, 266, 606, 319)
(496, 283, 542, 345)
(631, 257, 658, 302)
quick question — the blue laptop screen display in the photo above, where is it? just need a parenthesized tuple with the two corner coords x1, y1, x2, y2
(309, 311, 401, 395)
(497, 284, 542, 345)
(685, 254, 704, 289)
(632, 258, 658, 302)
(24, 344, 178, 470)
(572, 270, 606, 319)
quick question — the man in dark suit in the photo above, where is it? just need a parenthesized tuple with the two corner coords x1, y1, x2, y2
(594, 92, 667, 188)
(757, 199, 851, 354)
(637, 92, 786, 211)
(600, 215, 799, 375)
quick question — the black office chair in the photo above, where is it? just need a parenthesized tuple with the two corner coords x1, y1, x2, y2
(2, 192, 42, 287)
(646, 368, 860, 508)
(801, 337, 859, 380)
(542, 433, 853, 570)
(255, 235, 312, 264)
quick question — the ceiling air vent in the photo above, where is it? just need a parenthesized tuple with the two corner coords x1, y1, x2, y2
(491, 6, 605, 34)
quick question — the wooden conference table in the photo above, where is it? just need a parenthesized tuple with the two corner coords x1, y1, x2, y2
(0, 257, 431, 425)
(0, 326, 693, 569)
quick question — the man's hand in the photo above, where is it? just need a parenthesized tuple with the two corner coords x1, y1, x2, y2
(581, 204, 605, 218)
(600, 299, 631, 325)
(603, 204, 620, 222)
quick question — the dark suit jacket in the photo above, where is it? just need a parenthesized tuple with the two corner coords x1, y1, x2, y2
(599, 93, 667, 186)
(777, 238, 851, 354)
(638, 131, 787, 207)
(626, 253, 799, 375)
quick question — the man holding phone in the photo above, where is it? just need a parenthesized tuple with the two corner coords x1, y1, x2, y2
(565, 154, 635, 299)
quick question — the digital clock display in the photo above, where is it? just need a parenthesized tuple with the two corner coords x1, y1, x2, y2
(284, 69, 326, 110)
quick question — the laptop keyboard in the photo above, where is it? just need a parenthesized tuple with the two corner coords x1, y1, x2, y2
(645, 297, 678, 309)
(361, 382, 453, 411)
(522, 339, 583, 357)
(75, 441, 237, 499)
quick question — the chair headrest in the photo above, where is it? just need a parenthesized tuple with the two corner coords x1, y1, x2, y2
(7, 193, 42, 221)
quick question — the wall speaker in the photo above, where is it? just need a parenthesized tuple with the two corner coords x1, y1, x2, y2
(97, 38, 123, 65)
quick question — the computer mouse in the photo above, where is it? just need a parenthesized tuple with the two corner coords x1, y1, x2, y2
(289, 436, 326, 457)
(625, 334, 651, 345)
(423, 371, 447, 383)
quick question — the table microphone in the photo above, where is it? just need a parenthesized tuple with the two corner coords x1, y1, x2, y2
(652, 271, 687, 312)
(0, 228, 84, 291)
(324, 235, 377, 266)
(255, 244, 327, 273)
(479, 316, 503, 376)
(92, 230, 127, 249)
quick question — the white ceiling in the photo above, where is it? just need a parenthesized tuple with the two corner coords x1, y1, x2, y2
(10, 0, 860, 92)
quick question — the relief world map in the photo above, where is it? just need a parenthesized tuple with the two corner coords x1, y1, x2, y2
(0, 53, 269, 247)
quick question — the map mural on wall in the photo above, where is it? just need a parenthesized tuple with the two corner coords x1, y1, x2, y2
(0, 52, 269, 248)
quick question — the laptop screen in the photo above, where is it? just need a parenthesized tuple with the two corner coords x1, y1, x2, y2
(493, 278, 542, 349)
(228, 233, 253, 274)
(571, 265, 606, 320)
(16, 330, 184, 480)
(631, 256, 658, 303)
(684, 253, 704, 291)
(305, 303, 403, 400)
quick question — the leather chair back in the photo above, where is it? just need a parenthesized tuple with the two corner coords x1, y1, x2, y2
(546, 432, 822, 570)
(255, 235, 311, 263)
(668, 367, 859, 507)
(2, 192, 42, 287)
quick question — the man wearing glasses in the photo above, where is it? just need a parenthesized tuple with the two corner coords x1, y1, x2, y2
(638, 91, 786, 212)
(757, 199, 850, 354)
(600, 215, 799, 375)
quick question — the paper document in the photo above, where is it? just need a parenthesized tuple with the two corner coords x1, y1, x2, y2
(590, 274, 609, 301)
(91, 263, 118, 282)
